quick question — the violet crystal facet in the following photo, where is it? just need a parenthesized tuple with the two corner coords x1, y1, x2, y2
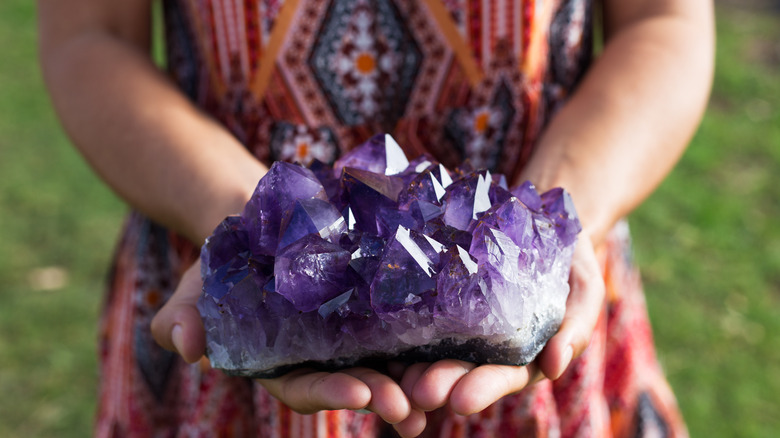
(198, 134, 581, 377)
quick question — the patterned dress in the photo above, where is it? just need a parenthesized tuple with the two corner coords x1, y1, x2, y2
(95, 0, 688, 436)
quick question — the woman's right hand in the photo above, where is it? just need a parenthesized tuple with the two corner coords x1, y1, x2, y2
(257, 366, 427, 436)
(150, 260, 428, 437)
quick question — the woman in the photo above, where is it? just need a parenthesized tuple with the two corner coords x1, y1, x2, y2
(38, 0, 713, 436)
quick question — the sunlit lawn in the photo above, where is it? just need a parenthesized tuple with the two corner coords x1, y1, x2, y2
(0, 1, 778, 437)
(632, 5, 780, 435)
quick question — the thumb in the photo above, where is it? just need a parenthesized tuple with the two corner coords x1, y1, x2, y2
(151, 259, 206, 363)
(538, 237, 605, 380)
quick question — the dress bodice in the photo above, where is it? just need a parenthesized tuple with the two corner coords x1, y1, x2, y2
(163, 0, 592, 180)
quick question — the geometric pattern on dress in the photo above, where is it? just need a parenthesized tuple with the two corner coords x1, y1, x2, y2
(397, 1, 537, 176)
(164, 0, 203, 100)
(176, 0, 290, 98)
(276, 1, 349, 132)
(170, 0, 560, 174)
(308, 0, 422, 128)
(430, 0, 529, 75)
(445, 79, 516, 170)
(444, 38, 526, 173)
(259, 0, 285, 42)
(201, 0, 256, 91)
(390, 1, 458, 123)
(391, 52, 466, 169)
(131, 221, 178, 402)
(411, 0, 483, 88)
(552, 299, 612, 437)
(262, 69, 307, 123)
(634, 392, 672, 438)
(546, 0, 593, 116)
(269, 121, 340, 165)
(96, 213, 197, 436)
(548, 0, 590, 90)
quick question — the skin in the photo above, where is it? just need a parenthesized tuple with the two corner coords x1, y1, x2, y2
(38, 0, 713, 437)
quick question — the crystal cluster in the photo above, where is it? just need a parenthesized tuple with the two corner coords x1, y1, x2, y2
(198, 134, 581, 378)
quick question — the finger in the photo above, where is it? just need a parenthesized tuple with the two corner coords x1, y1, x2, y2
(410, 359, 475, 411)
(448, 363, 537, 416)
(341, 368, 411, 424)
(399, 362, 430, 401)
(150, 260, 206, 363)
(258, 369, 372, 414)
(392, 408, 428, 438)
(538, 238, 605, 380)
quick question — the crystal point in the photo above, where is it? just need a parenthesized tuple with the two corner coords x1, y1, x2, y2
(243, 162, 327, 256)
(278, 198, 345, 251)
(334, 134, 409, 176)
(341, 167, 404, 235)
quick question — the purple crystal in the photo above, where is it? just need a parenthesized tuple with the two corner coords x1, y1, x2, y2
(278, 198, 346, 251)
(398, 169, 448, 206)
(318, 289, 355, 319)
(375, 205, 425, 237)
(347, 233, 384, 286)
(199, 134, 580, 377)
(334, 134, 409, 176)
(480, 197, 535, 250)
(242, 161, 327, 256)
(404, 154, 436, 174)
(370, 226, 443, 315)
(274, 234, 352, 312)
(540, 188, 582, 246)
(511, 180, 543, 212)
(434, 246, 491, 333)
(423, 219, 473, 250)
(408, 200, 444, 222)
(309, 159, 341, 202)
(341, 167, 404, 236)
(441, 171, 493, 230)
(200, 215, 250, 298)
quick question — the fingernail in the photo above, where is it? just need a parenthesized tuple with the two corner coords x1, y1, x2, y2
(557, 345, 574, 379)
(172, 324, 184, 354)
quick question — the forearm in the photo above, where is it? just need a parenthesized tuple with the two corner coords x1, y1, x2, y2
(40, 10, 265, 243)
(521, 1, 714, 244)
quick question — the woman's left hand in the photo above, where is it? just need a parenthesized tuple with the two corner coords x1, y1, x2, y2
(396, 237, 605, 419)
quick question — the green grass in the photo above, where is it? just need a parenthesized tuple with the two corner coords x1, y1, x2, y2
(633, 6, 780, 437)
(0, 2, 778, 437)
(0, 1, 125, 436)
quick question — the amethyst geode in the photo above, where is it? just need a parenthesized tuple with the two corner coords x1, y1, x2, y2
(198, 134, 581, 378)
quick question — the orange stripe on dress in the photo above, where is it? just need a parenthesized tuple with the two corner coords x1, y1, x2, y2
(249, 0, 300, 101)
(421, 0, 484, 87)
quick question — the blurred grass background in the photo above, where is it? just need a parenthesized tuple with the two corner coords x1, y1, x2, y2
(0, 1, 778, 436)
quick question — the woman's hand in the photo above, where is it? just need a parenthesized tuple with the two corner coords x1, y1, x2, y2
(257, 368, 426, 434)
(397, 236, 605, 418)
(150, 236, 602, 437)
(150, 260, 206, 364)
(453, 0, 716, 416)
(151, 236, 603, 437)
(150, 260, 429, 437)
